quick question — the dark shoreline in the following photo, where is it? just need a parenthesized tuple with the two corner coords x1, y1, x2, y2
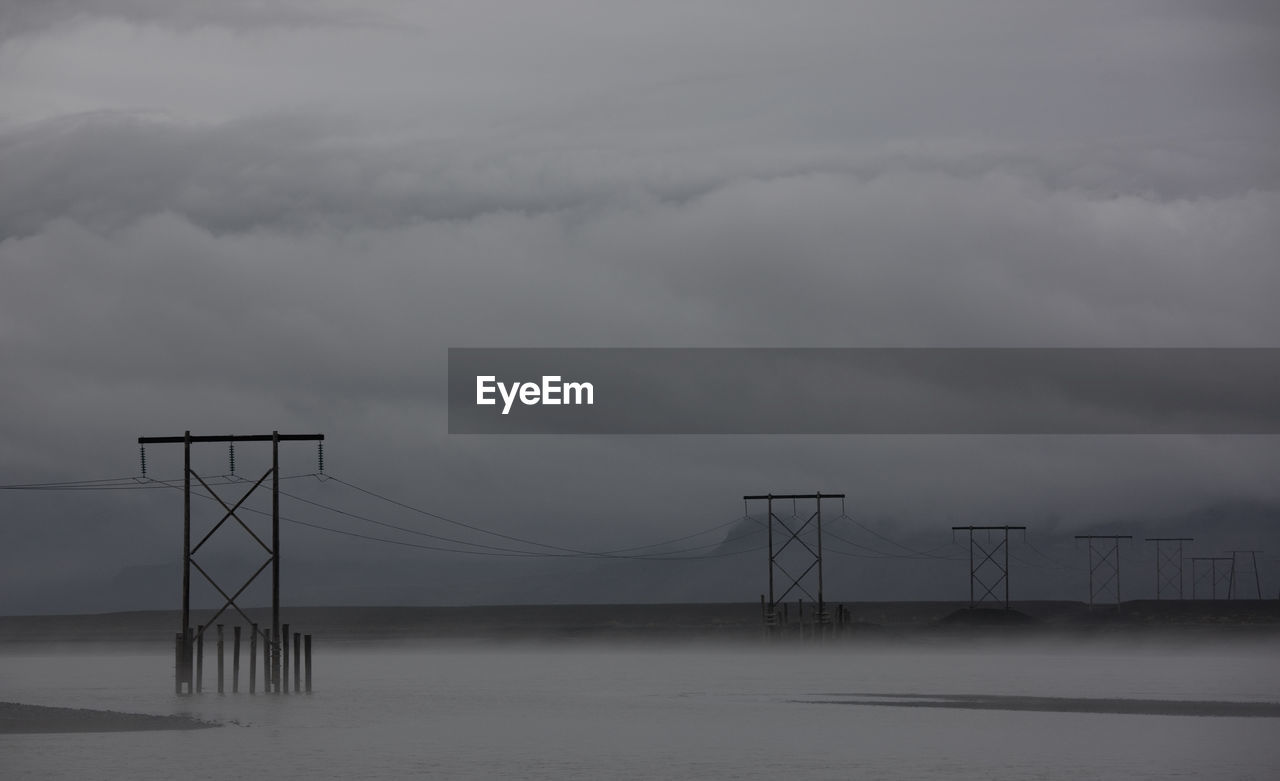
(2, 600, 1279, 647)
(796, 693, 1280, 718)
(0, 701, 218, 734)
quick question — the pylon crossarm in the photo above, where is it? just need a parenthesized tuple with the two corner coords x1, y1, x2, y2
(190, 469, 274, 555)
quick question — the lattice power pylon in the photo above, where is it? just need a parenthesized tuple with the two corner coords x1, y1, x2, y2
(1144, 537, 1193, 600)
(139, 431, 323, 695)
(746, 493, 843, 634)
(1075, 535, 1132, 610)
(952, 526, 1026, 609)
(1227, 550, 1264, 600)
(1188, 556, 1233, 600)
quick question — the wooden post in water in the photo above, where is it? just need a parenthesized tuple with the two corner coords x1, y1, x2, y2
(304, 634, 312, 694)
(249, 624, 257, 694)
(195, 625, 204, 693)
(216, 624, 225, 695)
(293, 632, 301, 693)
(282, 623, 290, 694)
(263, 627, 271, 693)
(232, 626, 241, 693)
(174, 632, 183, 695)
(183, 627, 193, 694)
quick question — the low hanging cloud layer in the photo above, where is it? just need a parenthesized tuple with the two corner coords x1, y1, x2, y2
(2, 1, 1278, 611)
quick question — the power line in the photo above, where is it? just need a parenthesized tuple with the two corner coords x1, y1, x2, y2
(319, 473, 758, 559)
(824, 528, 965, 561)
(0, 476, 145, 488)
(148, 476, 762, 562)
(1022, 535, 1084, 572)
(0, 471, 990, 565)
(0, 474, 317, 490)
(3, 470, 763, 561)
(834, 514, 960, 560)
(284, 485, 764, 560)
(324, 474, 689, 557)
(278, 487, 577, 557)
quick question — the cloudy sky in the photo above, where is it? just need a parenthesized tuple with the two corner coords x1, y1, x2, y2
(2, 1, 1278, 612)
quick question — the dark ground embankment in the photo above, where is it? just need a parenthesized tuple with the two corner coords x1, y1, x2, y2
(2, 600, 1279, 647)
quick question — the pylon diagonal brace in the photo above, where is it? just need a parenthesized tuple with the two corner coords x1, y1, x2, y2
(190, 556, 273, 632)
(953, 525, 1023, 609)
(190, 469, 274, 555)
(1093, 546, 1116, 567)
(772, 512, 820, 560)
(974, 571, 1007, 603)
(972, 539, 1005, 575)
(1157, 549, 1181, 592)
(773, 559, 820, 604)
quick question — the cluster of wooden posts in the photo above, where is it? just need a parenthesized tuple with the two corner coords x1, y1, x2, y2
(761, 595, 854, 639)
(175, 623, 313, 695)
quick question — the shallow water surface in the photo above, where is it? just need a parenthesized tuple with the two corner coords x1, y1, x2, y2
(2, 641, 1278, 779)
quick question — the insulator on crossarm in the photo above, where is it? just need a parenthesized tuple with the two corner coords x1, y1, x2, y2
(229, 442, 236, 475)
(140, 445, 147, 477)
(317, 443, 324, 474)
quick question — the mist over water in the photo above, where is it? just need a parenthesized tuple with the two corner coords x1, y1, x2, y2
(3, 638, 1278, 779)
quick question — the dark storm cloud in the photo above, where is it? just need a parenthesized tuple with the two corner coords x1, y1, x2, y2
(0, 0, 393, 42)
(3, 111, 1279, 243)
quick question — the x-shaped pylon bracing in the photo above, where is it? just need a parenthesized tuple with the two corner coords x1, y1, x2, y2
(773, 559, 820, 604)
(1189, 557, 1232, 599)
(973, 571, 1007, 604)
(953, 526, 1024, 609)
(1088, 544, 1119, 600)
(188, 469, 275, 637)
(1156, 548, 1182, 597)
(1076, 536, 1131, 608)
(970, 535, 1007, 605)
(1146, 538, 1192, 600)
(191, 557, 273, 634)
(770, 510, 820, 607)
(773, 512, 819, 559)
(190, 469, 273, 556)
